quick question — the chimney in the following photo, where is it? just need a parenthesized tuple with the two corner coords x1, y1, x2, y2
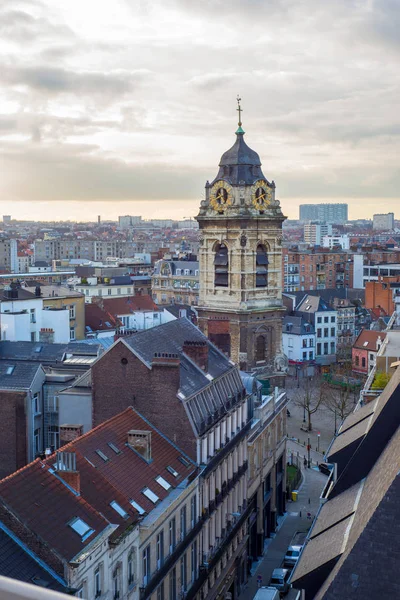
(59, 424, 83, 446)
(151, 352, 180, 367)
(35, 285, 41, 297)
(182, 340, 209, 371)
(127, 430, 152, 461)
(56, 451, 80, 494)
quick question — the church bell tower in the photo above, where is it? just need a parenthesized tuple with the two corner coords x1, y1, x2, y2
(196, 99, 287, 384)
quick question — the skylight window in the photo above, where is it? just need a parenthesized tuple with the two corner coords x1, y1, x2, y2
(179, 456, 190, 467)
(69, 517, 94, 540)
(95, 449, 109, 462)
(166, 466, 179, 478)
(6, 366, 15, 375)
(142, 488, 159, 503)
(363, 341, 369, 347)
(130, 499, 145, 515)
(108, 442, 121, 454)
(110, 500, 129, 519)
(34, 346, 43, 353)
(155, 475, 171, 490)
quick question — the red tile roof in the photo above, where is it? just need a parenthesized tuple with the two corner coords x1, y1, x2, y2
(0, 460, 110, 561)
(85, 303, 122, 331)
(61, 407, 196, 516)
(353, 329, 386, 350)
(95, 295, 160, 315)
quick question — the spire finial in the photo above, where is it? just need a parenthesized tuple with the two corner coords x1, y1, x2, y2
(237, 95, 243, 127)
(236, 95, 245, 134)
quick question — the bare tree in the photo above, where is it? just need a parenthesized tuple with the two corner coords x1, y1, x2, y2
(294, 375, 326, 432)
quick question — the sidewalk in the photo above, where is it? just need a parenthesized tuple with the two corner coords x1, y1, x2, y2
(239, 466, 326, 600)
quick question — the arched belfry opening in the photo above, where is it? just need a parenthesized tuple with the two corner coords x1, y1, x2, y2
(214, 243, 229, 287)
(256, 244, 268, 287)
(255, 335, 266, 362)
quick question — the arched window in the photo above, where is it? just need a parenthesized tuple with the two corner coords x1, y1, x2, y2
(214, 244, 228, 287)
(255, 335, 266, 362)
(256, 245, 268, 287)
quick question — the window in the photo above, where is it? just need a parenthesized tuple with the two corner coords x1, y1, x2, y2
(309, 351, 313, 360)
(75, 587, 84, 598)
(331, 327, 335, 337)
(355, 355, 360, 366)
(143, 487, 159, 503)
(362, 357, 366, 368)
(179, 456, 190, 467)
(317, 329, 322, 338)
(331, 316, 335, 322)
(69, 304, 76, 319)
(256, 335, 267, 362)
(130, 499, 145, 514)
(34, 428, 41, 456)
(181, 553, 187, 592)
(324, 342, 329, 355)
(33, 393, 40, 415)
(143, 545, 150, 585)
(169, 517, 176, 552)
(30, 308, 36, 323)
(331, 341, 335, 353)
(256, 245, 269, 287)
(303, 351, 307, 360)
(324, 328, 328, 337)
(108, 442, 121, 454)
(288, 337, 293, 348)
(166, 465, 179, 478)
(191, 540, 198, 582)
(94, 567, 102, 597)
(69, 517, 94, 540)
(157, 582, 164, 600)
(317, 316, 322, 323)
(155, 475, 171, 490)
(169, 567, 176, 600)
(108, 289, 112, 295)
(214, 243, 229, 287)
(190, 495, 197, 527)
(180, 506, 187, 539)
(128, 550, 135, 586)
(70, 327, 76, 341)
(309, 338, 314, 347)
(157, 530, 164, 569)
(110, 500, 129, 519)
(30, 332, 36, 342)
(302, 339, 307, 348)
(113, 567, 120, 600)
(47, 425, 59, 449)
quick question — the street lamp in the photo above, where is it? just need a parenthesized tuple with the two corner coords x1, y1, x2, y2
(317, 432, 320, 453)
(303, 404, 306, 424)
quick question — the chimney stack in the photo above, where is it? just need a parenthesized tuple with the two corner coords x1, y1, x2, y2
(56, 451, 80, 494)
(59, 424, 83, 446)
(127, 430, 152, 461)
(182, 340, 209, 371)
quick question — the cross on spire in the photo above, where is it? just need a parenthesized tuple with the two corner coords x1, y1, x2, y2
(237, 95, 243, 127)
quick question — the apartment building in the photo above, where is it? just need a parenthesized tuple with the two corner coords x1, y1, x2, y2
(76, 275, 152, 303)
(152, 259, 199, 305)
(34, 239, 136, 262)
(282, 316, 315, 364)
(299, 203, 348, 223)
(295, 295, 337, 366)
(372, 212, 395, 230)
(352, 330, 386, 375)
(0, 238, 17, 272)
(303, 222, 332, 246)
(283, 247, 353, 292)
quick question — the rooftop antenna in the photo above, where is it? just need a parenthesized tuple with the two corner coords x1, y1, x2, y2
(236, 95, 245, 134)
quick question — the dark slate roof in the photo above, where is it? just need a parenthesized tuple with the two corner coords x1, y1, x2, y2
(211, 132, 268, 185)
(0, 362, 43, 390)
(163, 304, 197, 323)
(0, 527, 66, 592)
(292, 289, 365, 306)
(296, 294, 335, 314)
(0, 341, 101, 364)
(283, 315, 315, 335)
(153, 260, 199, 276)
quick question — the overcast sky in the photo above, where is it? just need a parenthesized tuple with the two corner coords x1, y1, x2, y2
(0, 0, 399, 221)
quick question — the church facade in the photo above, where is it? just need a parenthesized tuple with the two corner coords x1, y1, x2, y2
(196, 107, 287, 386)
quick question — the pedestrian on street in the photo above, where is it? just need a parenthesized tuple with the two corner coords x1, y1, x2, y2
(257, 575, 263, 588)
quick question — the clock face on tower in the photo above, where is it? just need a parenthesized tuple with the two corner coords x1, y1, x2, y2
(251, 180, 272, 210)
(210, 180, 233, 212)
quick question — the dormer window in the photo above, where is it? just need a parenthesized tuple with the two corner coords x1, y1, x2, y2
(256, 245, 268, 287)
(214, 244, 228, 287)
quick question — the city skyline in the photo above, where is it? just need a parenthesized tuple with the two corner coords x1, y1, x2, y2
(0, 0, 399, 222)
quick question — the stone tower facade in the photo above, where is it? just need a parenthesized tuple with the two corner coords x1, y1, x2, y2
(196, 115, 287, 385)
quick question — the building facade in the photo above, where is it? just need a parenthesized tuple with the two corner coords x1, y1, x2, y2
(283, 247, 354, 292)
(151, 259, 199, 306)
(303, 222, 332, 246)
(196, 111, 287, 383)
(372, 212, 395, 230)
(299, 203, 348, 223)
(295, 295, 337, 366)
(282, 316, 315, 365)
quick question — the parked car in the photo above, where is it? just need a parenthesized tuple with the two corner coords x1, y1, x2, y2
(269, 568, 290, 595)
(319, 462, 333, 476)
(253, 586, 280, 600)
(284, 545, 302, 567)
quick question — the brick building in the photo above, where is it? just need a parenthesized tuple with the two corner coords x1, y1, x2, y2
(282, 247, 354, 292)
(365, 277, 400, 315)
(352, 330, 386, 375)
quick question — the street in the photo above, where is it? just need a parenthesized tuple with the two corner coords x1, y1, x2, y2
(239, 466, 327, 600)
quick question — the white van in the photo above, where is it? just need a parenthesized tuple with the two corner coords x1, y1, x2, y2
(253, 586, 280, 600)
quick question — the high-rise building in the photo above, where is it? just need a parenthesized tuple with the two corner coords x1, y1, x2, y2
(299, 203, 348, 223)
(196, 104, 287, 383)
(304, 221, 332, 245)
(373, 212, 395, 230)
(118, 215, 142, 229)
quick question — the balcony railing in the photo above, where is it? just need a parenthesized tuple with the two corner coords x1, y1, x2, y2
(201, 421, 251, 478)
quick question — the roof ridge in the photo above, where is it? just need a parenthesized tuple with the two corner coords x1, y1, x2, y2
(0, 457, 42, 486)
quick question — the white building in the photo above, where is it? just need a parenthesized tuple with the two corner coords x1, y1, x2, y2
(304, 222, 332, 246)
(282, 315, 315, 364)
(322, 234, 350, 250)
(373, 212, 395, 230)
(353, 254, 400, 289)
(295, 294, 337, 365)
(0, 287, 70, 343)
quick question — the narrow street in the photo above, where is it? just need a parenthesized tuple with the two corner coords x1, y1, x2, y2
(240, 466, 327, 600)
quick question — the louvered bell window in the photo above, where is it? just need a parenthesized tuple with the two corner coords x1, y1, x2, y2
(256, 245, 268, 287)
(215, 244, 228, 287)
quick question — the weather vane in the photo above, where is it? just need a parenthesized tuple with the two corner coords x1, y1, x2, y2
(237, 95, 243, 127)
